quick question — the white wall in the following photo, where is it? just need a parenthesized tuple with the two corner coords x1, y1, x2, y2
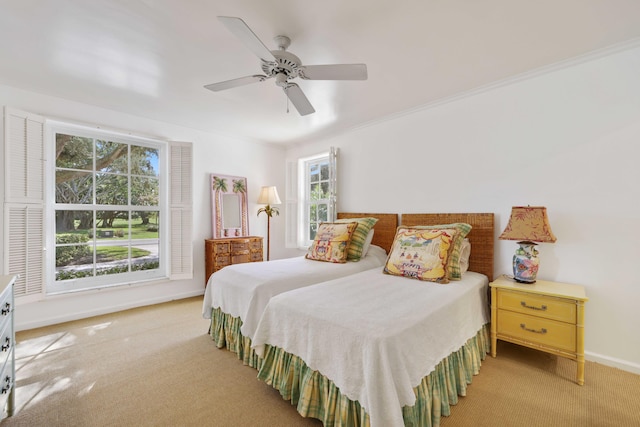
(285, 45, 640, 373)
(0, 84, 286, 330)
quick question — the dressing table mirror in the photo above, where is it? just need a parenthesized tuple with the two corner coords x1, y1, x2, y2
(210, 174, 249, 238)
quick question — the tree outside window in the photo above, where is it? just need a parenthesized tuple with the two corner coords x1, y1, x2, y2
(53, 130, 162, 291)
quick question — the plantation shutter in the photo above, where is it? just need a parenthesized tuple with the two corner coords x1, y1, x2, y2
(3, 107, 46, 297)
(284, 159, 299, 248)
(168, 141, 193, 279)
(328, 146, 337, 222)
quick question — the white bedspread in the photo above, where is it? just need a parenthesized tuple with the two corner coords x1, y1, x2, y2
(252, 270, 489, 427)
(202, 245, 388, 341)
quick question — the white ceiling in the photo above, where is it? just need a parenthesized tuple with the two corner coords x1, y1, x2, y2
(2, 0, 640, 145)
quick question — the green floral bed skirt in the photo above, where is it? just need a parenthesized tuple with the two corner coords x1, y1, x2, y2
(210, 307, 489, 426)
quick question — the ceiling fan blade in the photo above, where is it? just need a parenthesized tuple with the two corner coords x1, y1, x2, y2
(204, 75, 268, 92)
(299, 64, 368, 80)
(283, 83, 315, 116)
(218, 16, 276, 62)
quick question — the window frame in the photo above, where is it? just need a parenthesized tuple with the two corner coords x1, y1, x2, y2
(46, 121, 168, 294)
(294, 147, 337, 248)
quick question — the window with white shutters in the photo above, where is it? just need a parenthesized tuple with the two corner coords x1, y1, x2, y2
(286, 147, 337, 249)
(2, 108, 193, 297)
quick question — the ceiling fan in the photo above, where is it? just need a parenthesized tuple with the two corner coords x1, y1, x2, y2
(204, 16, 368, 116)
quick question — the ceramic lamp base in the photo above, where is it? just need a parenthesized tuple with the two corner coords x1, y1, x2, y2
(512, 241, 539, 283)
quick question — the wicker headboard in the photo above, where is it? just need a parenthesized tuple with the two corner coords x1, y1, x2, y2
(401, 213, 495, 281)
(337, 213, 398, 254)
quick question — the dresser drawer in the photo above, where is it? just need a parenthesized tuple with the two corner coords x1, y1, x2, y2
(231, 254, 250, 264)
(0, 319, 12, 362)
(231, 241, 250, 252)
(0, 350, 14, 400)
(249, 240, 262, 251)
(214, 254, 230, 267)
(498, 309, 576, 353)
(212, 241, 230, 255)
(498, 289, 576, 323)
(0, 290, 11, 320)
(250, 251, 263, 262)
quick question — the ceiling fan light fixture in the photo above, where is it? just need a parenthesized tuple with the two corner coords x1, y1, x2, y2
(275, 72, 288, 87)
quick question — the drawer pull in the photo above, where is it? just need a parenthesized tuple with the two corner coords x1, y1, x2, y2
(1, 337, 9, 352)
(520, 323, 547, 334)
(1, 302, 10, 315)
(1, 376, 10, 394)
(521, 301, 547, 311)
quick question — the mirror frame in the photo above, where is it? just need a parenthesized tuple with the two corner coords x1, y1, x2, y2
(210, 173, 249, 238)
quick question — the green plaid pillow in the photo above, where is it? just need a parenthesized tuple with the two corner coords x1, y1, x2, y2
(398, 223, 472, 279)
(334, 217, 379, 261)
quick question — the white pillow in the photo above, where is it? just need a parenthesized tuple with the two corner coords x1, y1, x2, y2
(460, 238, 471, 274)
(360, 229, 375, 258)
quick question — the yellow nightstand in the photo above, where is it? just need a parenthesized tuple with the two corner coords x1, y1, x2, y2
(490, 275, 588, 385)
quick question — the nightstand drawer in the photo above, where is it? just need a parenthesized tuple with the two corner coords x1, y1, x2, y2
(498, 289, 576, 323)
(498, 310, 576, 353)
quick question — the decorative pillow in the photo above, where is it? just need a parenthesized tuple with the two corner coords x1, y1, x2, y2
(306, 222, 358, 263)
(361, 229, 375, 258)
(383, 227, 458, 283)
(460, 238, 471, 274)
(334, 217, 379, 261)
(402, 223, 472, 280)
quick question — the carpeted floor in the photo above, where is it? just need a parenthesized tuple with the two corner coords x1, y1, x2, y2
(1, 297, 639, 426)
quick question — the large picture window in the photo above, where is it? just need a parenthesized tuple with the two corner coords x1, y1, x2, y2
(49, 125, 165, 293)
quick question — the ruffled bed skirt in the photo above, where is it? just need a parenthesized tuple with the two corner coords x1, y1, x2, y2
(209, 307, 262, 369)
(210, 307, 489, 426)
(257, 324, 489, 427)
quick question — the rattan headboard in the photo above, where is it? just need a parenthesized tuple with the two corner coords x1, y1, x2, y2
(401, 213, 495, 281)
(337, 213, 398, 254)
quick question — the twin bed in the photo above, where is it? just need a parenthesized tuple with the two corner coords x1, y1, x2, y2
(203, 212, 494, 426)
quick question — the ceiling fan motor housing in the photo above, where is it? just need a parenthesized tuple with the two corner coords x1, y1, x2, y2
(262, 49, 302, 82)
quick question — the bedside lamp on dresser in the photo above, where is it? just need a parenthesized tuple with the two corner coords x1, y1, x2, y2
(499, 206, 557, 283)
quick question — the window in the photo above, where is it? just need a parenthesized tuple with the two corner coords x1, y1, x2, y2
(3, 109, 192, 299)
(286, 147, 337, 248)
(48, 124, 166, 293)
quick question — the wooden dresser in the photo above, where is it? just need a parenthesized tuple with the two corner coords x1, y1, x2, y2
(204, 236, 263, 285)
(0, 275, 15, 418)
(490, 275, 588, 385)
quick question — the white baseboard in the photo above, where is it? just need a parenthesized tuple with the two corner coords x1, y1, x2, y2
(585, 351, 640, 375)
(15, 288, 204, 331)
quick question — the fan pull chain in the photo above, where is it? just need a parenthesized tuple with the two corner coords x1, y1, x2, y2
(286, 95, 290, 114)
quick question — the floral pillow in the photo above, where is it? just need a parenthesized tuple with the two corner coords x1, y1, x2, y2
(402, 223, 472, 280)
(383, 227, 458, 283)
(334, 217, 379, 261)
(306, 222, 358, 263)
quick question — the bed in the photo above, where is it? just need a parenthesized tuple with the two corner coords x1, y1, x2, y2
(202, 212, 398, 367)
(251, 213, 494, 427)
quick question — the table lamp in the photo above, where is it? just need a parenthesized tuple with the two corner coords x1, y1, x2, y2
(499, 206, 556, 283)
